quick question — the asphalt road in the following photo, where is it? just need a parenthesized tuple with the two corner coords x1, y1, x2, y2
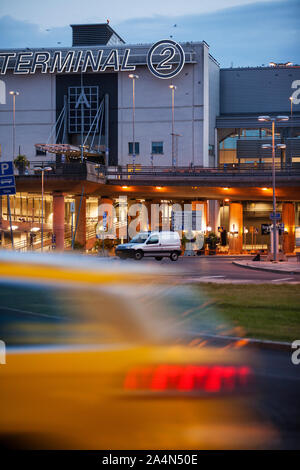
(181, 334, 300, 449)
(1, 285, 299, 449)
(133, 255, 300, 283)
(253, 348, 300, 450)
(1, 261, 299, 450)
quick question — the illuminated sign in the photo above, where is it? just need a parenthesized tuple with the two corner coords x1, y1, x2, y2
(0, 40, 185, 79)
(147, 40, 185, 79)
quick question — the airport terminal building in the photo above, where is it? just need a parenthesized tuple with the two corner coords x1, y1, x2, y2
(0, 23, 299, 253)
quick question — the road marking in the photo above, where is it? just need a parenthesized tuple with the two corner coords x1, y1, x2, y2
(271, 277, 294, 282)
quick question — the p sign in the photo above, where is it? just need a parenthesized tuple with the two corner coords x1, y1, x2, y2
(0, 161, 14, 176)
(0, 79, 5, 104)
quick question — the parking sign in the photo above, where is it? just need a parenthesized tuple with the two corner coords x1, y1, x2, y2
(0, 162, 16, 195)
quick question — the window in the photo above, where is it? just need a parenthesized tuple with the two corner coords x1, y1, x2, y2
(152, 141, 163, 155)
(36, 148, 47, 156)
(147, 235, 159, 245)
(209, 144, 215, 156)
(128, 142, 140, 155)
(68, 86, 99, 134)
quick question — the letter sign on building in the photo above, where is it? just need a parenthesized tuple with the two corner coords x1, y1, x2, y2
(0, 41, 185, 80)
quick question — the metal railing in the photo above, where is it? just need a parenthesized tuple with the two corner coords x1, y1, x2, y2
(12, 160, 300, 181)
(106, 164, 300, 180)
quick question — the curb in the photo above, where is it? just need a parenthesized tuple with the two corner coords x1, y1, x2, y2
(232, 260, 300, 275)
(189, 332, 291, 352)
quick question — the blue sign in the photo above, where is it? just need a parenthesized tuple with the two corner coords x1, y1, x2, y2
(269, 212, 281, 220)
(0, 161, 16, 196)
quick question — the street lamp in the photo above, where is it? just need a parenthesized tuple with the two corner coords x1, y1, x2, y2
(128, 74, 139, 172)
(169, 85, 177, 167)
(9, 91, 19, 159)
(258, 115, 289, 261)
(34, 166, 52, 252)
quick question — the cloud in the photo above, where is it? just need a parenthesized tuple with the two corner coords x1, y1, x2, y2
(0, 15, 70, 48)
(117, 0, 300, 66)
(0, 0, 298, 67)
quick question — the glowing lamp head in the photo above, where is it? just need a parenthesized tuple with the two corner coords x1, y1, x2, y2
(258, 115, 271, 122)
(276, 115, 289, 122)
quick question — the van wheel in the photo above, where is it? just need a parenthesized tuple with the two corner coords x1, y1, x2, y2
(170, 251, 179, 262)
(134, 250, 144, 261)
(155, 256, 163, 261)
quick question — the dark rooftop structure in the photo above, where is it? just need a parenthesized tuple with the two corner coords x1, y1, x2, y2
(70, 23, 125, 47)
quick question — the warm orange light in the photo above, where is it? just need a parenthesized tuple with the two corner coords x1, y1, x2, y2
(122, 186, 128, 189)
(156, 186, 163, 190)
(223, 187, 229, 190)
(261, 187, 268, 191)
(224, 198, 230, 202)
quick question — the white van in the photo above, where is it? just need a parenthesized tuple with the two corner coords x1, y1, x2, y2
(115, 231, 182, 261)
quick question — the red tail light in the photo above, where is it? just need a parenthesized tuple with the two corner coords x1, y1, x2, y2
(124, 365, 252, 394)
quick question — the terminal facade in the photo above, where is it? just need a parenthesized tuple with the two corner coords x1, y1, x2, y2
(0, 23, 299, 254)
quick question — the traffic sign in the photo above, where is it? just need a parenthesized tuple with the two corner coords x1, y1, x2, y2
(269, 212, 281, 221)
(0, 161, 16, 196)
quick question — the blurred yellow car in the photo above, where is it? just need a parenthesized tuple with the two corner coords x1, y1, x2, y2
(0, 253, 275, 449)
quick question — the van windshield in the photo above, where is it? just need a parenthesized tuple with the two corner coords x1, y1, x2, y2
(130, 233, 150, 244)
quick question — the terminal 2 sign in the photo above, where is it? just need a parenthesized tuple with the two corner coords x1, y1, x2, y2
(0, 40, 185, 80)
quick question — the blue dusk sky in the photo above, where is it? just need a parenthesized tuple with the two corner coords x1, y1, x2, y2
(0, 0, 299, 67)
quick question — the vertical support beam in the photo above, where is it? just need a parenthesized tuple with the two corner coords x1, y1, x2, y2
(229, 202, 243, 254)
(207, 200, 220, 233)
(105, 94, 109, 167)
(75, 194, 86, 248)
(53, 192, 65, 250)
(143, 200, 152, 231)
(282, 202, 295, 254)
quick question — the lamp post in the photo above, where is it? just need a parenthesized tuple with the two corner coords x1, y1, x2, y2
(9, 91, 19, 159)
(34, 166, 52, 252)
(258, 115, 289, 261)
(128, 74, 139, 172)
(169, 85, 176, 167)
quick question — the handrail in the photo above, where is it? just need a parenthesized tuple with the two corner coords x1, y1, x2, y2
(13, 160, 300, 179)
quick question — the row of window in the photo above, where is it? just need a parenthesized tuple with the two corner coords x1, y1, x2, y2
(128, 141, 164, 155)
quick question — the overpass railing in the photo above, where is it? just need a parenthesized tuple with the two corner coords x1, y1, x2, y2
(13, 161, 300, 180)
(105, 164, 300, 180)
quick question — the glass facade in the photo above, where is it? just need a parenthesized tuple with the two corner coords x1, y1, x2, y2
(219, 128, 287, 166)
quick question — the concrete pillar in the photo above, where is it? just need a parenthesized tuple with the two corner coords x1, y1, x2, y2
(229, 202, 243, 254)
(282, 202, 295, 254)
(45, 199, 52, 225)
(143, 200, 152, 231)
(75, 195, 86, 248)
(207, 200, 220, 233)
(52, 192, 65, 250)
